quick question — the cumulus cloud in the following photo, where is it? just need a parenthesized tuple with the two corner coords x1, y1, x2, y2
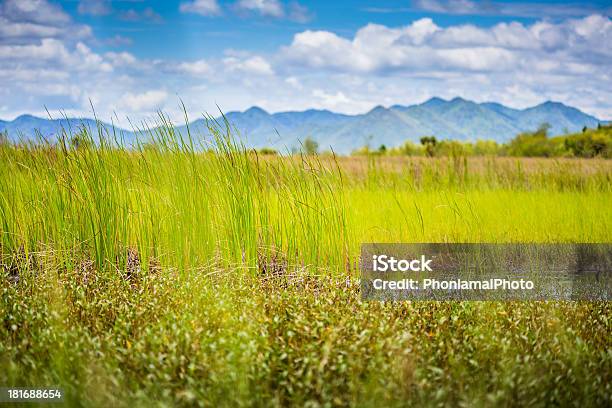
(178, 0, 312, 22)
(414, 0, 480, 14)
(224, 55, 274, 75)
(0, 0, 91, 44)
(105, 51, 138, 68)
(282, 15, 612, 76)
(0, 67, 69, 82)
(312, 89, 350, 104)
(179, 0, 222, 16)
(0, 39, 112, 72)
(120, 90, 169, 111)
(0, 6, 610, 122)
(176, 59, 213, 76)
(232, 0, 312, 22)
(236, 0, 284, 17)
(3, 0, 70, 25)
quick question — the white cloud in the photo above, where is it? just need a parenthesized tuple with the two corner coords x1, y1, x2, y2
(0, 8, 610, 122)
(179, 0, 221, 16)
(282, 15, 612, 75)
(312, 89, 348, 103)
(233, 0, 312, 22)
(178, 0, 312, 22)
(285, 76, 302, 89)
(283, 30, 366, 70)
(120, 90, 169, 111)
(103, 35, 133, 47)
(411, 0, 611, 18)
(0, 39, 111, 72)
(120, 7, 164, 23)
(288, 2, 312, 23)
(177, 59, 213, 76)
(22, 83, 82, 100)
(236, 0, 284, 17)
(3, 0, 71, 25)
(0, 67, 69, 81)
(0, 20, 62, 40)
(105, 51, 138, 68)
(76, 42, 113, 72)
(0, 38, 65, 60)
(77, 0, 112, 16)
(224, 55, 274, 75)
(0, 0, 91, 44)
(413, 0, 479, 14)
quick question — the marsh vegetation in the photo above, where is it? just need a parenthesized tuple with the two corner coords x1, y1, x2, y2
(1, 119, 611, 406)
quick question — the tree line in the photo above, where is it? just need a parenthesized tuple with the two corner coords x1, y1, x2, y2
(350, 123, 611, 158)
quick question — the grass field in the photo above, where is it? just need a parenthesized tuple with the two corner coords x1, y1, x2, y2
(1, 122, 611, 406)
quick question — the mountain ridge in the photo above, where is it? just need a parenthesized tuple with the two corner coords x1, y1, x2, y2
(1, 98, 605, 154)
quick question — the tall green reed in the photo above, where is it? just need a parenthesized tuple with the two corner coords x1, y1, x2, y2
(0, 115, 350, 273)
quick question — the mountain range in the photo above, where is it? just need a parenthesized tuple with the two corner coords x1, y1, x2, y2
(1, 97, 605, 154)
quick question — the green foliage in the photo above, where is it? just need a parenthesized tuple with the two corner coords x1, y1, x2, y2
(505, 123, 611, 158)
(1, 267, 610, 407)
(397, 141, 424, 156)
(302, 136, 319, 155)
(0, 120, 611, 406)
(472, 139, 501, 155)
(351, 145, 372, 156)
(0, 130, 8, 145)
(69, 127, 95, 150)
(434, 140, 468, 157)
(420, 136, 437, 157)
(564, 126, 612, 158)
(357, 123, 611, 158)
(506, 123, 554, 157)
(257, 147, 278, 155)
(351, 144, 390, 156)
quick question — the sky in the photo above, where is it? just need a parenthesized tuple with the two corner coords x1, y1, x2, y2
(1, 0, 611, 124)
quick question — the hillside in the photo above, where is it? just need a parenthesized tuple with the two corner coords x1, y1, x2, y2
(1, 98, 603, 154)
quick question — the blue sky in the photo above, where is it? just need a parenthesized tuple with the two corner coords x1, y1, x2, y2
(1, 0, 611, 122)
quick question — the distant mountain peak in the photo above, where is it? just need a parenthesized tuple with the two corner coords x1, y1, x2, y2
(244, 106, 268, 115)
(538, 100, 566, 108)
(15, 114, 38, 120)
(303, 108, 331, 114)
(368, 105, 387, 114)
(481, 101, 505, 107)
(420, 97, 447, 108)
(426, 96, 446, 103)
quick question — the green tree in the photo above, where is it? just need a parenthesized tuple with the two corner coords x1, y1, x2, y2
(258, 147, 278, 155)
(399, 141, 423, 156)
(420, 136, 437, 157)
(473, 140, 501, 156)
(303, 136, 319, 155)
(537, 122, 551, 137)
(506, 123, 553, 157)
(564, 130, 611, 158)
